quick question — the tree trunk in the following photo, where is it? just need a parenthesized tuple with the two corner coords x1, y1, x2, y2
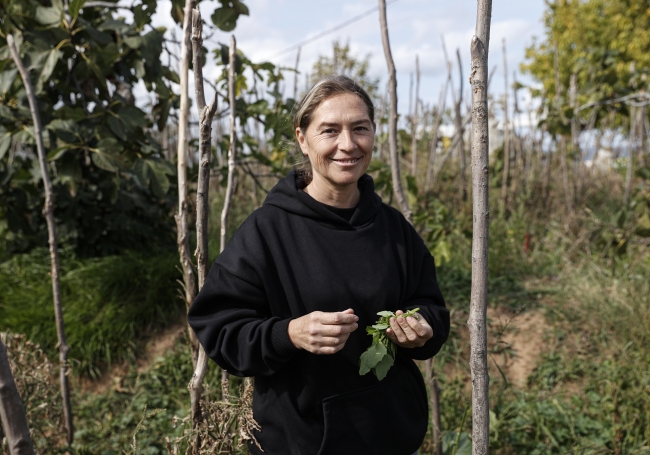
(175, 0, 200, 367)
(456, 49, 467, 202)
(188, 9, 219, 445)
(378, 0, 413, 225)
(468, 0, 493, 451)
(411, 55, 420, 178)
(7, 34, 74, 446)
(500, 38, 510, 214)
(220, 35, 238, 382)
(0, 339, 36, 455)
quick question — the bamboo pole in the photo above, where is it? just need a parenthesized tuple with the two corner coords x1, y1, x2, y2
(468, 0, 493, 451)
(0, 338, 36, 455)
(220, 35, 238, 382)
(411, 55, 420, 178)
(378, 0, 413, 225)
(175, 0, 200, 367)
(7, 34, 74, 446)
(188, 9, 219, 442)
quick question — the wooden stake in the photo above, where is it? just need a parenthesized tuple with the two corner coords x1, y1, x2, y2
(7, 34, 74, 447)
(188, 8, 219, 442)
(220, 35, 238, 382)
(378, 0, 413, 224)
(175, 0, 200, 367)
(468, 0, 493, 451)
(0, 338, 36, 455)
(456, 49, 467, 201)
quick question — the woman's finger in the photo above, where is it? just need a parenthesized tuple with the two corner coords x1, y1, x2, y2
(397, 316, 419, 341)
(389, 317, 408, 343)
(406, 314, 432, 338)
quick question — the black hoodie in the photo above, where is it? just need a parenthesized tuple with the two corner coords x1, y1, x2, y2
(188, 171, 450, 455)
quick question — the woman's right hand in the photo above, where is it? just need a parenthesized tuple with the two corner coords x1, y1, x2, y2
(287, 309, 359, 354)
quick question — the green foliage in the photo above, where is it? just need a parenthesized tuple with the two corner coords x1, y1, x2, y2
(0, 0, 179, 255)
(521, 0, 650, 129)
(0, 248, 182, 377)
(359, 308, 419, 380)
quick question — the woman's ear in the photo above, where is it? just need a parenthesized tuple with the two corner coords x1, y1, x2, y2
(296, 127, 308, 155)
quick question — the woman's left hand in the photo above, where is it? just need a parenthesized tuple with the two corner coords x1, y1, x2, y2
(386, 310, 433, 348)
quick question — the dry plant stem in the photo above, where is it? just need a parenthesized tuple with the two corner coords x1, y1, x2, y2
(220, 35, 238, 382)
(425, 358, 442, 455)
(411, 55, 420, 178)
(378, 0, 413, 225)
(425, 64, 451, 192)
(0, 340, 35, 455)
(469, 0, 492, 450)
(293, 46, 301, 101)
(189, 8, 219, 442)
(500, 38, 510, 214)
(7, 34, 74, 446)
(175, 0, 199, 367)
(624, 107, 637, 206)
(431, 113, 472, 190)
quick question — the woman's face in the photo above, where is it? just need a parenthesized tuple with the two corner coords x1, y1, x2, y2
(296, 93, 375, 190)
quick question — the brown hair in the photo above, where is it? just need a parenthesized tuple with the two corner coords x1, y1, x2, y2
(293, 75, 375, 182)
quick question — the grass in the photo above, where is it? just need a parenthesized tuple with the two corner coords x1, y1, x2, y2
(0, 247, 184, 377)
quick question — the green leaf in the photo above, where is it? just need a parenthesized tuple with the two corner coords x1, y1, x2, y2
(36, 49, 63, 94)
(47, 146, 69, 161)
(124, 36, 144, 49)
(372, 323, 389, 330)
(211, 7, 238, 32)
(0, 132, 11, 161)
(373, 352, 394, 381)
(376, 310, 395, 318)
(0, 69, 17, 95)
(35, 6, 62, 26)
(108, 116, 127, 141)
(97, 137, 124, 154)
(69, 0, 86, 19)
(134, 158, 150, 186)
(148, 160, 170, 197)
(91, 150, 120, 172)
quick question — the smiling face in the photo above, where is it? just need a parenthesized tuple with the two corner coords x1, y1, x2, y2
(296, 93, 375, 195)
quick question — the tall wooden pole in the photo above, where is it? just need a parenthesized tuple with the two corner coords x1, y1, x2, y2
(468, 0, 492, 452)
(175, 0, 200, 367)
(220, 35, 238, 382)
(188, 9, 218, 444)
(0, 338, 36, 455)
(7, 34, 74, 446)
(378, 0, 413, 224)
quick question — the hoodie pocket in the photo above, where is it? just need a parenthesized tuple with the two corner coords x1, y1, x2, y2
(316, 365, 428, 455)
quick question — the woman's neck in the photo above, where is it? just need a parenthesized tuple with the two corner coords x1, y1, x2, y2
(303, 176, 360, 208)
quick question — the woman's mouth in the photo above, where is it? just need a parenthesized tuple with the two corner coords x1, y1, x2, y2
(331, 157, 362, 164)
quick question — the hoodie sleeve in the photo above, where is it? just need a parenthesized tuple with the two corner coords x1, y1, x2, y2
(399, 222, 451, 361)
(187, 217, 299, 377)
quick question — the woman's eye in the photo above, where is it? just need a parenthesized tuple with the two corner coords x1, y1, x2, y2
(323, 128, 336, 134)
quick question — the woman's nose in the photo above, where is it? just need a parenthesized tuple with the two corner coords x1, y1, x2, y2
(338, 129, 357, 152)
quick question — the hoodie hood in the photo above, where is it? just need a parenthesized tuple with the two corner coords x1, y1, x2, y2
(263, 171, 383, 229)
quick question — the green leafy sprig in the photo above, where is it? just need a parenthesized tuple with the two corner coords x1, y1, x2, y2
(359, 308, 420, 381)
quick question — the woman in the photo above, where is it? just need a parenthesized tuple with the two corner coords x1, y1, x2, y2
(188, 75, 450, 455)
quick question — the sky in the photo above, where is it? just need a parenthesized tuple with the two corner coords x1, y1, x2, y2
(147, 0, 548, 123)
